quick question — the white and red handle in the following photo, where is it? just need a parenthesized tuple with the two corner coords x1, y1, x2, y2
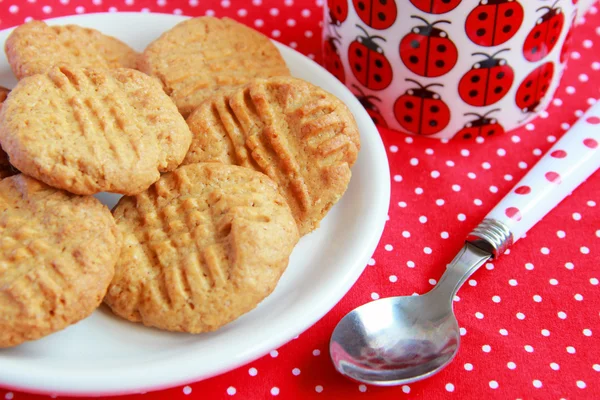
(486, 103, 600, 242)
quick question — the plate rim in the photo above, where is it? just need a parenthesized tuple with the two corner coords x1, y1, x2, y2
(0, 12, 391, 396)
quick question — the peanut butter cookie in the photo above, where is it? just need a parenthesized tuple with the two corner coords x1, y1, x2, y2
(184, 77, 360, 235)
(0, 174, 120, 347)
(105, 163, 299, 333)
(138, 17, 290, 117)
(5, 21, 138, 80)
(0, 65, 192, 195)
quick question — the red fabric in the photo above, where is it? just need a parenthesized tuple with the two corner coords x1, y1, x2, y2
(1, 1, 599, 399)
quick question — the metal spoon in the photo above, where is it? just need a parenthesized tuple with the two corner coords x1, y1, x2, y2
(330, 103, 600, 386)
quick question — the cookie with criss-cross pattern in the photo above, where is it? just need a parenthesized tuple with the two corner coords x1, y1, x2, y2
(5, 20, 138, 80)
(104, 162, 299, 333)
(0, 174, 120, 348)
(138, 17, 290, 117)
(0, 65, 192, 195)
(184, 76, 360, 235)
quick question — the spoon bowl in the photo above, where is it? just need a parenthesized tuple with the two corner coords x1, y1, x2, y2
(330, 293, 460, 386)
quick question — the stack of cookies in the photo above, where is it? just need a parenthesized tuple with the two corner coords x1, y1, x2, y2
(0, 17, 360, 347)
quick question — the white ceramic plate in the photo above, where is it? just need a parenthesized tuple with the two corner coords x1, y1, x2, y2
(0, 13, 390, 396)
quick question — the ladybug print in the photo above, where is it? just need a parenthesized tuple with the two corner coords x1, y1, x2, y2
(323, 36, 345, 83)
(394, 79, 450, 136)
(410, 0, 462, 14)
(516, 62, 555, 113)
(399, 16, 458, 78)
(523, 2, 565, 62)
(457, 110, 505, 140)
(349, 25, 393, 90)
(353, 0, 397, 30)
(352, 84, 387, 128)
(458, 49, 515, 107)
(328, 0, 348, 25)
(466, 0, 524, 47)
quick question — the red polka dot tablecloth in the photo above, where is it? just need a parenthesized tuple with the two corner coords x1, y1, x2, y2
(1, 1, 599, 399)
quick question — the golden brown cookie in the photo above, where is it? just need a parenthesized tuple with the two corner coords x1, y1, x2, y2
(0, 86, 18, 180)
(105, 163, 299, 333)
(138, 17, 290, 117)
(5, 21, 138, 80)
(184, 76, 360, 235)
(0, 174, 120, 348)
(0, 65, 192, 195)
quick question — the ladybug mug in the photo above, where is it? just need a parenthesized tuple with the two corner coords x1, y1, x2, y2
(323, 0, 578, 140)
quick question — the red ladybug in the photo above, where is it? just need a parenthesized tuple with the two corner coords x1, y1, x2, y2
(400, 16, 458, 78)
(410, 0, 462, 14)
(353, 0, 397, 30)
(349, 25, 393, 90)
(457, 110, 505, 140)
(516, 62, 554, 113)
(523, 2, 565, 62)
(323, 36, 345, 83)
(394, 79, 450, 136)
(466, 0, 524, 47)
(328, 0, 348, 25)
(458, 49, 514, 107)
(352, 84, 387, 128)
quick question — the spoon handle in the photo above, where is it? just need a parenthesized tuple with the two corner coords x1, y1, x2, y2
(468, 102, 600, 257)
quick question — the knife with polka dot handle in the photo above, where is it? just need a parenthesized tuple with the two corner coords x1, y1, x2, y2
(467, 103, 600, 257)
